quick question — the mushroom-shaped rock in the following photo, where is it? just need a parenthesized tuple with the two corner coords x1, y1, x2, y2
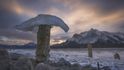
(16, 14, 69, 32)
(15, 14, 69, 63)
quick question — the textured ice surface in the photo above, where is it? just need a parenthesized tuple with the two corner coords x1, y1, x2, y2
(15, 14, 69, 32)
(8, 48, 124, 70)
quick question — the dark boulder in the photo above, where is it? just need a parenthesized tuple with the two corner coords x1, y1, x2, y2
(35, 63, 55, 70)
(70, 63, 82, 70)
(10, 53, 25, 60)
(11, 57, 34, 70)
(0, 49, 10, 70)
(56, 58, 71, 67)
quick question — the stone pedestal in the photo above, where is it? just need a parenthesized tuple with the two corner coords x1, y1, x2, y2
(36, 25, 51, 63)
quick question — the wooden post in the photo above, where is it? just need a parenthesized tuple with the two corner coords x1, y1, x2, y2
(87, 44, 93, 58)
(97, 62, 100, 70)
(87, 44, 93, 65)
(36, 25, 51, 63)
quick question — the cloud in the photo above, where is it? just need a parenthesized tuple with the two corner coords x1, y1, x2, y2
(87, 0, 124, 15)
(58, 0, 124, 15)
(112, 20, 124, 32)
(0, 29, 36, 40)
(0, 7, 20, 28)
(0, 0, 124, 45)
(0, 36, 31, 45)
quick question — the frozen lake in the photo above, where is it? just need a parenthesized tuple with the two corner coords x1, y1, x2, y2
(9, 48, 124, 70)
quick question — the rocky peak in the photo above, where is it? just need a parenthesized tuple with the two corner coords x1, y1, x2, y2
(68, 28, 124, 44)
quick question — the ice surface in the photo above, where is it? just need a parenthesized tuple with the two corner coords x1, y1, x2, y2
(8, 48, 124, 70)
(15, 14, 69, 32)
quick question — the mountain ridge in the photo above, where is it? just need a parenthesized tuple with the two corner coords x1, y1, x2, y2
(51, 28, 124, 48)
(0, 42, 36, 49)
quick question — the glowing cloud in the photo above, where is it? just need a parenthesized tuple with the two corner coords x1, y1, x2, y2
(11, 1, 37, 17)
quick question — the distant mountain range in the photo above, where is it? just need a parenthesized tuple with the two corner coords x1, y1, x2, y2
(0, 42, 36, 49)
(0, 28, 124, 49)
(51, 28, 124, 48)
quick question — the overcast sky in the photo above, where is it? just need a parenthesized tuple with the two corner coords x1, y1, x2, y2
(0, 0, 124, 45)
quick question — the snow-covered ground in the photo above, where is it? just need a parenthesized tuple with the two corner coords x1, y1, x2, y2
(8, 48, 124, 70)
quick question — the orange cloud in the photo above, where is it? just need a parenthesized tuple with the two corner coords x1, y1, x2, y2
(10, 1, 37, 17)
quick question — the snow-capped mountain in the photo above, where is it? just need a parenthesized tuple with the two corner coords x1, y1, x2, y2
(68, 28, 124, 44)
(52, 28, 124, 48)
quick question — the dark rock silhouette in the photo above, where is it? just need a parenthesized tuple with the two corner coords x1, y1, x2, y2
(0, 49, 10, 70)
(11, 57, 33, 70)
(35, 63, 55, 70)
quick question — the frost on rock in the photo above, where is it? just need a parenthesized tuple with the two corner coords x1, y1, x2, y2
(15, 14, 69, 32)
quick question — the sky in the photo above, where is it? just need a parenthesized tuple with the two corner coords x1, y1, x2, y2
(0, 0, 124, 45)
